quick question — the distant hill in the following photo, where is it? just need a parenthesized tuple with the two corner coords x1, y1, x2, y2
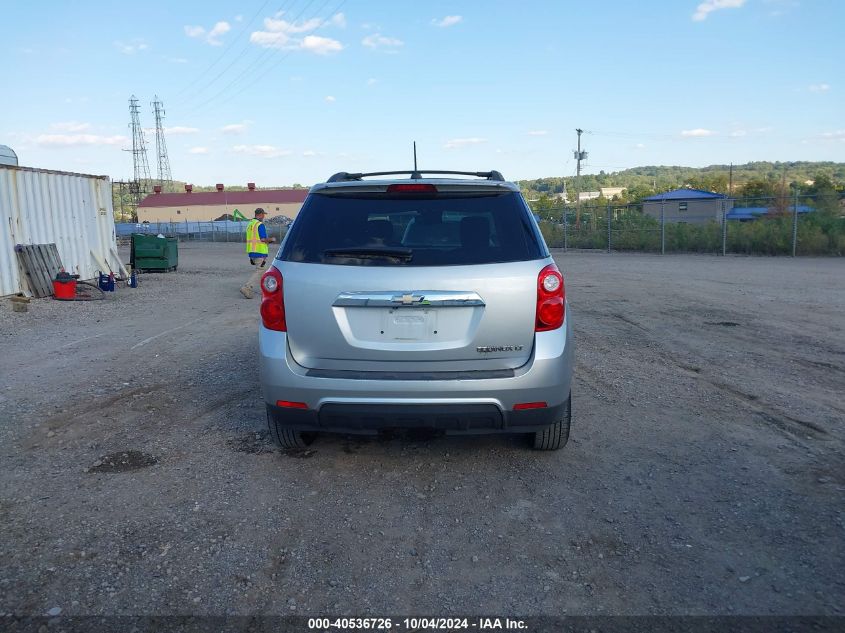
(519, 161, 845, 203)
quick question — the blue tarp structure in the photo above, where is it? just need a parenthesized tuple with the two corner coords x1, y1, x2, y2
(727, 205, 814, 221)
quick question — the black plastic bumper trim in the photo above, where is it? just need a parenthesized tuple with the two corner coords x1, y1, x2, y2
(266, 401, 564, 435)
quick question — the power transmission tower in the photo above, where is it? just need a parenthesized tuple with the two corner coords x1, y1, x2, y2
(128, 95, 152, 205)
(573, 128, 588, 229)
(151, 96, 172, 191)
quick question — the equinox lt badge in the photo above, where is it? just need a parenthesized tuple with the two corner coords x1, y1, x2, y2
(477, 345, 524, 353)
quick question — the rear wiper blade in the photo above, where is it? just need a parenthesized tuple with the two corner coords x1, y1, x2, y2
(323, 247, 413, 261)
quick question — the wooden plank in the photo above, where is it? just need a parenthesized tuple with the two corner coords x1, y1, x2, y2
(33, 246, 55, 294)
(15, 244, 65, 298)
(31, 246, 53, 297)
(36, 246, 56, 284)
(22, 246, 50, 297)
(46, 244, 63, 275)
(90, 250, 111, 276)
(16, 248, 41, 297)
(109, 247, 129, 278)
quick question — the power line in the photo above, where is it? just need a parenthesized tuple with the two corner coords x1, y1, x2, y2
(180, 0, 346, 116)
(172, 0, 305, 109)
(172, 0, 275, 100)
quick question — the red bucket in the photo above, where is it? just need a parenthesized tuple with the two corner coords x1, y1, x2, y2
(52, 278, 77, 300)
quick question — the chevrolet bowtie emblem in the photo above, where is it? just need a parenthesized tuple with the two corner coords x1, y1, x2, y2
(393, 293, 424, 305)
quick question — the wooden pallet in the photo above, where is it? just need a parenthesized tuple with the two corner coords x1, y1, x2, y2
(15, 243, 63, 298)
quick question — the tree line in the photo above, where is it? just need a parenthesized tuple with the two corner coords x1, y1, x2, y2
(519, 161, 845, 207)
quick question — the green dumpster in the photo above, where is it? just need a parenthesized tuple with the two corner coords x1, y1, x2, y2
(130, 233, 178, 272)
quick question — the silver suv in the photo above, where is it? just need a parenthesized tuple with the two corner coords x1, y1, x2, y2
(258, 170, 574, 450)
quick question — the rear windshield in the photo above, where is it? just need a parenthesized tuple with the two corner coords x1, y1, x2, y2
(279, 191, 547, 266)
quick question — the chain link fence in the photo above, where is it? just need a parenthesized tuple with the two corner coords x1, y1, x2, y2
(535, 194, 844, 256)
(115, 220, 288, 245)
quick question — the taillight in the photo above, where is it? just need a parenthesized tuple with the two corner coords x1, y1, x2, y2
(260, 267, 286, 331)
(276, 400, 308, 409)
(536, 263, 565, 331)
(514, 402, 548, 410)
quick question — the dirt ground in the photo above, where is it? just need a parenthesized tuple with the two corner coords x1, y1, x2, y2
(0, 243, 843, 617)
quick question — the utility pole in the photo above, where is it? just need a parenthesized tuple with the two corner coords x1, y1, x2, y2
(127, 95, 152, 207)
(779, 167, 788, 215)
(573, 128, 588, 229)
(791, 184, 799, 257)
(728, 162, 733, 197)
(151, 96, 173, 191)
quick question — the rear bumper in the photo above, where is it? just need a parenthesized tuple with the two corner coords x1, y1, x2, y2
(259, 313, 574, 435)
(267, 400, 566, 435)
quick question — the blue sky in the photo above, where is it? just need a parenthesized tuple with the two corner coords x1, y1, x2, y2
(1, 0, 843, 187)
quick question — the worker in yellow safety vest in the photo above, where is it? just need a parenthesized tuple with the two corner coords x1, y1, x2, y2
(240, 208, 276, 299)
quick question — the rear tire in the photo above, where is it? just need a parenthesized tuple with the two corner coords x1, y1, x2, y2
(532, 393, 571, 451)
(267, 410, 316, 449)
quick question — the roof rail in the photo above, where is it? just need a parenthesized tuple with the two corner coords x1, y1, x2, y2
(327, 170, 505, 183)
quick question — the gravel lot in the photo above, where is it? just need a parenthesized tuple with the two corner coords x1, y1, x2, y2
(0, 243, 843, 617)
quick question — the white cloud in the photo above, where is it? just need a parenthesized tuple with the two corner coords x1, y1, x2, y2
(185, 21, 231, 45)
(809, 83, 830, 93)
(692, 0, 746, 21)
(680, 128, 716, 137)
(729, 130, 747, 137)
(165, 126, 200, 135)
(207, 21, 231, 45)
(264, 15, 323, 34)
(330, 13, 347, 28)
(634, 143, 646, 149)
(444, 137, 487, 150)
(250, 15, 343, 54)
(367, 78, 378, 86)
(764, 0, 800, 17)
(301, 35, 343, 55)
(188, 146, 210, 154)
(235, 14, 243, 22)
(114, 39, 148, 55)
(527, 130, 548, 137)
(166, 56, 189, 64)
(250, 30, 291, 49)
(325, 95, 336, 102)
(221, 123, 249, 135)
(432, 15, 463, 28)
(362, 33, 404, 51)
(36, 134, 128, 147)
(303, 150, 319, 157)
(232, 144, 292, 158)
(819, 130, 845, 142)
(51, 121, 92, 132)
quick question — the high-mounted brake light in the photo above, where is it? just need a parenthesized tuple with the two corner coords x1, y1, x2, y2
(260, 268, 286, 331)
(386, 183, 438, 193)
(535, 263, 565, 331)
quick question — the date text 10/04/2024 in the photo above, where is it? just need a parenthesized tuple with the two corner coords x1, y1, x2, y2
(307, 618, 528, 630)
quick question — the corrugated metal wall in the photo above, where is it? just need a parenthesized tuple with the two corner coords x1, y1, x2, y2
(0, 165, 118, 297)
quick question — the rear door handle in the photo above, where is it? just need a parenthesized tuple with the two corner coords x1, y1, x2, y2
(333, 291, 485, 308)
